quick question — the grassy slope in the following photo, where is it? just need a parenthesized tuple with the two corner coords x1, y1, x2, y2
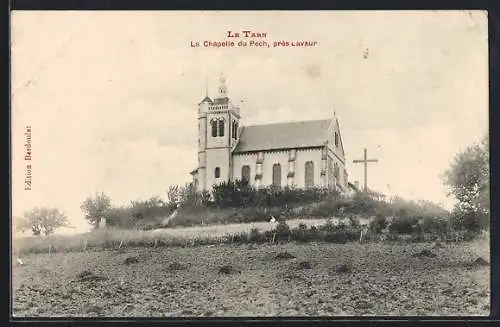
(12, 238, 490, 317)
(13, 217, 359, 255)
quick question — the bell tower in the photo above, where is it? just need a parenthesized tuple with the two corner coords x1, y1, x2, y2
(196, 73, 241, 191)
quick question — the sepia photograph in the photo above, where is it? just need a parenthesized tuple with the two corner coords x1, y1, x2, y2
(11, 10, 490, 317)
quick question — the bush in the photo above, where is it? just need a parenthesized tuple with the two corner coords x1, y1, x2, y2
(322, 231, 347, 243)
(290, 223, 310, 243)
(421, 216, 449, 234)
(389, 216, 419, 234)
(274, 220, 291, 241)
(247, 227, 264, 243)
(348, 215, 360, 228)
(369, 215, 388, 234)
(320, 218, 336, 232)
(450, 207, 488, 234)
(211, 180, 333, 209)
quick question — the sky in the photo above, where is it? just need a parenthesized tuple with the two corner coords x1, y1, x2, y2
(11, 11, 489, 235)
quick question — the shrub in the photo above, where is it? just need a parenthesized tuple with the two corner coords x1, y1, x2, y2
(450, 207, 487, 234)
(247, 227, 263, 243)
(320, 218, 338, 232)
(308, 225, 319, 237)
(321, 230, 358, 243)
(274, 220, 291, 241)
(369, 215, 388, 234)
(421, 216, 449, 234)
(348, 215, 360, 228)
(211, 180, 333, 209)
(290, 223, 310, 243)
(389, 216, 419, 234)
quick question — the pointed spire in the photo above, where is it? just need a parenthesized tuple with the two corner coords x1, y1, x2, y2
(205, 70, 209, 98)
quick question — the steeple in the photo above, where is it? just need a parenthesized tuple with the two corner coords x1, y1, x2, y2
(205, 70, 209, 98)
(217, 72, 227, 99)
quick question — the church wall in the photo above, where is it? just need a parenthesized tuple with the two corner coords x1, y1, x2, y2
(231, 148, 324, 189)
(199, 116, 207, 150)
(205, 148, 231, 191)
(232, 153, 258, 185)
(326, 130, 345, 165)
(324, 120, 348, 190)
(294, 148, 323, 188)
(327, 153, 348, 191)
(260, 150, 289, 187)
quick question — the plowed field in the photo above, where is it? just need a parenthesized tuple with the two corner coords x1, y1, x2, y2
(12, 239, 490, 317)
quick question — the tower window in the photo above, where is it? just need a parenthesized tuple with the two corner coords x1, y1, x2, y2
(211, 120, 217, 137)
(218, 119, 225, 137)
(335, 132, 339, 148)
(232, 120, 239, 139)
(215, 167, 220, 178)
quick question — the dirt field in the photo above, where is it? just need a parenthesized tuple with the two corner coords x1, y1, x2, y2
(12, 237, 490, 317)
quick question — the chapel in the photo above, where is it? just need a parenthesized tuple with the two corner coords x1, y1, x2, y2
(190, 74, 349, 193)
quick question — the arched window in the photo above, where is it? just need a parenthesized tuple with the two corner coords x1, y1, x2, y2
(334, 163, 339, 179)
(272, 163, 281, 187)
(215, 167, 220, 178)
(335, 132, 339, 148)
(241, 165, 250, 182)
(234, 122, 239, 139)
(305, 161, 315, 188)
(218, 119, 225, 137)
(211, 120, 217, 137)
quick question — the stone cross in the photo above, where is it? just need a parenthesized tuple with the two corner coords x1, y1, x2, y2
(352, 148, 378, 192)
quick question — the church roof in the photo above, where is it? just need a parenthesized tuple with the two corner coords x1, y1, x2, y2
(199, 96, 213, 104)
(233, 119, 331, 153)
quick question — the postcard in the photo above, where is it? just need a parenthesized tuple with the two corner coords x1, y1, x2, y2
(11, 10, 490, 317)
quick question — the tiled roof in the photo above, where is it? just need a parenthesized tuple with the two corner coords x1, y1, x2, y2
(233, 119, 331, 153)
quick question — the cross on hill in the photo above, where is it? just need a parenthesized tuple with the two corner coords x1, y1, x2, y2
(352, 148, 378, 192)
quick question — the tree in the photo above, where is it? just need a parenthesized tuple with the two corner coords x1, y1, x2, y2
(16, 207, 71, 236)
(443, 135, 489, 232)
(80, 192, 112, 227)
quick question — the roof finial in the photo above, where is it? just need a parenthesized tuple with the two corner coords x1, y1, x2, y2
(218, 72, 227, 98)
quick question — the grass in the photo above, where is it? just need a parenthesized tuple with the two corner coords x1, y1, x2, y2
(12, 216, 481, 256)
(12, 218, 334, 255)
